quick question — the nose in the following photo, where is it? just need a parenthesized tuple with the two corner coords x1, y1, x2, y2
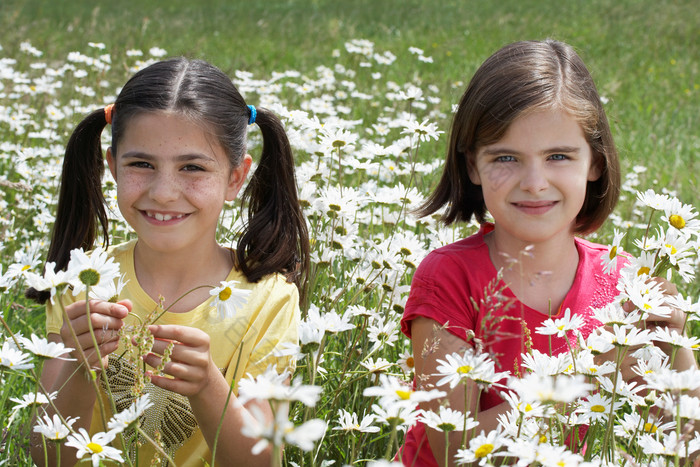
(519, 162, 549, 193)
(148, 170, 180, 204)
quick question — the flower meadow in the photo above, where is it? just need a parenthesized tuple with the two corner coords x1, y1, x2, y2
(1, 39, 700, 467)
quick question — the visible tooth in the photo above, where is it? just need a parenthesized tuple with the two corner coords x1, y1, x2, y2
(155, 213, 165, 221)
(163, 214, 173, 221)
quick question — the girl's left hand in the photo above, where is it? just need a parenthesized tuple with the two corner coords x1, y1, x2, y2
(144, 324, 218, 397)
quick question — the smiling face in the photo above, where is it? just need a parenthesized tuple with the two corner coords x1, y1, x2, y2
(107, 112, 250, 256)
(468, 108, 601, 250)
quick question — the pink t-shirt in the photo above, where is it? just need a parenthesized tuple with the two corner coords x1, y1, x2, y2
(399, 223, 622, 466)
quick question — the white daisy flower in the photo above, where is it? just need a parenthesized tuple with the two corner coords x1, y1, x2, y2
(209, 280, 251, 320)
(18, 334, 74, 360)
(65, 247, 121, 298)
(363, 374, 445, 406)
(455, 428, 506, 465)
(360, 357, 393, 374)
(576, 393, 623, 424)
(65, 428, 123, 466)
(535, 307, 584, 339)
(509, 373, 592, 405)
(645, 367, 700, 394)
(8, 391, 57, 425)
(599, 228, 625, 274)
(0, 339, 35, 371)
(333, 409, 379, 433)
(238, 367, 322, 406)
(107, 393, 153, 433)
(370, 399, 420, 432)
(419, 406, 477, 433)
(34, 414, 78, 441)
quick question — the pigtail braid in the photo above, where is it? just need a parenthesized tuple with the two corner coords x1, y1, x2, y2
(26, 109, 110, 303)
(236, 107, 310, 301)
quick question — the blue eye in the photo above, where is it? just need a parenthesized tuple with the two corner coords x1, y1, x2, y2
(494, 155, 516, 162)
(549, 154, 568, 161)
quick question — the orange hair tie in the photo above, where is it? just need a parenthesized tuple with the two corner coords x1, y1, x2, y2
(104, 104, 115, 125)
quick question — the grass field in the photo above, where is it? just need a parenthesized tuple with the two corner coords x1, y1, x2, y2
(1, 1, 699, 465)
(3, 0, 699, 199)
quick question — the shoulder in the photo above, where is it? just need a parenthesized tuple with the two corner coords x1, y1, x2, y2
(574, 236, 608, 255)
(234, 270, 300, 313)
(415, 230, 488, 278)
(574, 236, 628, 275)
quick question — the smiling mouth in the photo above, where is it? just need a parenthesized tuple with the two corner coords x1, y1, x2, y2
(513, 201, 558, 208)
(143, 211, 188, 221)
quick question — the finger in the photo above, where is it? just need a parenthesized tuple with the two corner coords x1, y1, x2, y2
(69, 330, 121, 356)
(149, 325, 209, 347)
(148, 372, 197, 396)
(149, 341, 210, 371)
(622, 300, 636, 313)
(143, 354, 203, 382)
(65, 300, 129, 320)
(651, 277, 678, 296)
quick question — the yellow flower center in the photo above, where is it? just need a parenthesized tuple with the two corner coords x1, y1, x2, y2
(664, 243, 678, 254)
(637, 266, 651, 276)
(609, 245, 617, 260)
(590, 404, 606, 413)
(86, 442, 103, 453)
(21, 265, 31, 271)
(524, 403, 533, 412)
(218, 287, 232, 301)
(474, 443, 494, 458)
(669, 214, 685, 229)
(405, 356, 415, 368)
(395, 389, 412, 400)
(539, 435, 547, 443)
(643, 303, 652, 310)
(457, 365, 473, 374)
(644, 422, 658, 433)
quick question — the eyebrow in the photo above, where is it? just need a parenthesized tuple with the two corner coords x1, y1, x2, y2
(480, 145, 582, 156)
(120, 151, 217, 163)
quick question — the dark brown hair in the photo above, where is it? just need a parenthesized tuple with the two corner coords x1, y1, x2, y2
(417, 39, 620, 234)
(28, 58, 309, 303)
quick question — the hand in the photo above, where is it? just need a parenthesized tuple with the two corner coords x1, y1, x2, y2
(144, 324, 218, 397)
(60, 299, 131, 369)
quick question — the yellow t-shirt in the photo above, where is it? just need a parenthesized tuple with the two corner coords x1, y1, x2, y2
(46, 239, 300, 466)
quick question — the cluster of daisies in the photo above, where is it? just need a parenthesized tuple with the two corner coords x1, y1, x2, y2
(2, 37, 700, 466)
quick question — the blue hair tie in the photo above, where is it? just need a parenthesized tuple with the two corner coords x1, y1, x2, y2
(247, 105, 257, 125)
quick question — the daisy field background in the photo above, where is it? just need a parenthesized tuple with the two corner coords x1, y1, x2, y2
(1, 0, 699, 465)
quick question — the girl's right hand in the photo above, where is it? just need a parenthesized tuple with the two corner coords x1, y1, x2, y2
(60, 299, 131, 369)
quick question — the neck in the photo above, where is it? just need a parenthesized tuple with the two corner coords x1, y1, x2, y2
(488, 231, 578, 276)
(485, 228, 580, 314)
(133, 239, 234, 311)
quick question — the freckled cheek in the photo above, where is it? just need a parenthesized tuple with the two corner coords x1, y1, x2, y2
(116, 179, 148, 203)
(480, 164, 516, 192)
(184, 179, 227, 204)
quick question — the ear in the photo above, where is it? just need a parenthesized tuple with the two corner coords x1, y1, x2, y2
(588, 155, 603, 182)
(466, 155, 481, 185)
(106, 147, 117, 181)
(226, 154, 253, 201)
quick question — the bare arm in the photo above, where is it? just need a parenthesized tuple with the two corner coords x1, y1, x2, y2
(411, 317, 508, 467)
(30, 300, 129, 467)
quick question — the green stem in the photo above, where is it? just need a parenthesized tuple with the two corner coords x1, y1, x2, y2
(444, 430, 450, 467)
(211, 342, 244, 463)
(384, 420, 398, 459)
